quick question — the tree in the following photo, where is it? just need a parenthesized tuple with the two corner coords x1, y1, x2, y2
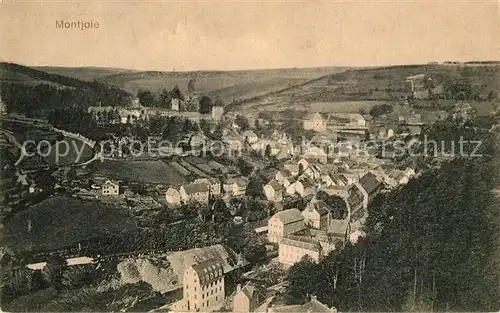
(158, 89, 172, 108)
(42, 255, 67, 289)
(170, 85, 184, 101)
(316, 191, 348, 219)
(285, 259, 321, 304)
(199, 95, 213, 114)
(188, 79, 196, 94)
(235, 115, 250, 131)
(237, 158, 254, 176)
(264, 144, 272, 158)
(137, 90, 156, 106)
(246, 175, 265, 199)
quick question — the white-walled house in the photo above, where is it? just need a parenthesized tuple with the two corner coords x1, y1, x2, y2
(102, 180, 119, 196)
(268, 208, 306, 243)
(263, 179, 284, 202)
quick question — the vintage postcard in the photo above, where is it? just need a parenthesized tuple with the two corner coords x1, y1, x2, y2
(0, 1, 499, 312)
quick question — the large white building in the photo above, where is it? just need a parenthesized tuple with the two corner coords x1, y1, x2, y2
(268, 208, 306, 243)
(303, 113, 326, 131)
(171, 258, 225, 313)
(278, 235, 322, 266)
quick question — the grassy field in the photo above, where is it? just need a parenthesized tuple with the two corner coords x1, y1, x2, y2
(34, 66, 136, 81)
(95, 67, 347, 103)
(233, 64, 500, 117)
(96, 160, 186, 185)
(44, 137, 95, 166)
(1, 196, 136, 253)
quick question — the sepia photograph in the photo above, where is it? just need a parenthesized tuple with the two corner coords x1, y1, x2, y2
(0, 1, 499, 312)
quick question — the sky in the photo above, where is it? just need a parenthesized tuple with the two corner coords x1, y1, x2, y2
(1, 1, 499, 71)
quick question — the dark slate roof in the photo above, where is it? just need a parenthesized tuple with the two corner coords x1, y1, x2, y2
(280, 235, 322, 252)
(306, 199, 330, 216)
(267, 179, 283, 191)
(191, 258, 224, 285)
(299, 298, 335, 312)
(358, 172, 381, 195)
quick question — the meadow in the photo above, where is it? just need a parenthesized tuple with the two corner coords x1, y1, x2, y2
(96, 160, 186, 185)
(1, 196, 136, 253)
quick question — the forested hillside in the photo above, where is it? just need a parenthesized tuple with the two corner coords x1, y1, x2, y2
(0, 62, 132, 117)
(286, 118, 500, 312)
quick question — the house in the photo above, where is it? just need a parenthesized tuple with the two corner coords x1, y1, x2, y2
(269, 296, 337, 313)
(297, 158, 309, 172)
(194, 177, 221, 197)
(283, 163, 300, 176)
(349, 172, 382, 220)
(287, 178, 317, 198)
(101, 179, 119, 196)
(302, 198, 330, 230)
(171, 258, 225, 312)
(165, 187, 181, 207)
(302, 145, 328, 164)
(303, 112, 326, 131)
(223, 177, 248, 196)
(263, 180, 284, 202)
(242, 130, 259, 144)
(275, 169, 293, 187)
(328, 219, 349, 239)
(211, 106, 224, 121)
(232, 282, 263, 313)
(179, 182, 210, 204)
(278, 235, 322, 265)
(268, 208, 306, 243)
(171, 98, 180, 111)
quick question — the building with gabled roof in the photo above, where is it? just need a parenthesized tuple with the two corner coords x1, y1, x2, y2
(179, 182, 210, 204)
(268, 208, 306, 243)
(302, 197, 331, 230)
(278, 235, 322, 265)
(172, 258, 225, 312)
(269, 296, 337, 313)
(263, 179, 284, 203)
(232, 282, 264, 313)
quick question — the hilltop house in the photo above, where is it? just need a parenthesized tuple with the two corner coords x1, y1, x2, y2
(303, 112, 326, 132)
(263, 179, 284, 202)
(101, 179, 120, 196)
(179, 182, 210, 204)
(279, 235, 322, 265)
(268, 208, 306, 243)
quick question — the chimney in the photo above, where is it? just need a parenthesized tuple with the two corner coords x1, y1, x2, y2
(311, 295, 317, 301)
(236, 284, 241, 292)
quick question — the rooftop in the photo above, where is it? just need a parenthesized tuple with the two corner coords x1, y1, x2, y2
(182, 182, 210, 194)
(272, 208, 304, 224)
(280, 235, 322, 252)
(358, 172, 381, 195)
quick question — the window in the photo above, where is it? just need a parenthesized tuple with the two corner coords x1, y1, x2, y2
(216, 296, 218, 301)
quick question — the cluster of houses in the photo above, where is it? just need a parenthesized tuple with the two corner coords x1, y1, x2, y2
(169, 250, 337, 313)
(88, 98, 225, 124)
(262, 162, 416, 267)
(164, 176, 248, 207)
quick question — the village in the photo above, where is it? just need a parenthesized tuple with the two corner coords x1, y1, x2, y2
(1, 74, 482, 313)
